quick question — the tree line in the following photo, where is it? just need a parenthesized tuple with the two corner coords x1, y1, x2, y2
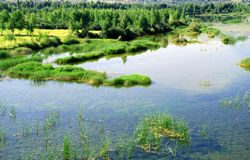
(0, 1, 249, 40)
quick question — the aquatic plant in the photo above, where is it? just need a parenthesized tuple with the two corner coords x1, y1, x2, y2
(219, 91, 250, 110)
(201, 124, 208, 138)
(9, 107, 16, 122)
(240, 58, 250, 71)
(44, 110, 60, 130)
(134, 114, 190, 151)
(0, 127, 7, 147)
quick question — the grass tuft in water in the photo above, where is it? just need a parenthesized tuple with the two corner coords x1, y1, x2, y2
(134, 114, 190, 151)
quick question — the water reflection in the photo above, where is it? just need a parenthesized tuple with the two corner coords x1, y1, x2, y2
(78, 39, 250, 92)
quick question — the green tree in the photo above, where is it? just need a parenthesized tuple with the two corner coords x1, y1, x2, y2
(0, 10, 10, 35)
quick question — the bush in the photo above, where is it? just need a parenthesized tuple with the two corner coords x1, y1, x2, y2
(17, 42, 41, 50)
(63, 38, 80, 45)
(10, 47, 33, 56)
(0, 50, 10, 59)
(39, 36, 62, 48)
(170, 20, 187, 28)
(101, 27, 137, 40)
(87, 32, 100, 38)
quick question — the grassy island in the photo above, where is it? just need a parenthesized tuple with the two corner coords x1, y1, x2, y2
(5, 61, 151, 87)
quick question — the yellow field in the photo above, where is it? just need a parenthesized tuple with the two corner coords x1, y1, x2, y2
(0, 29, 102, 49)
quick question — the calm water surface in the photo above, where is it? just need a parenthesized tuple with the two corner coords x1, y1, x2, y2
(0, 32, 250, 159)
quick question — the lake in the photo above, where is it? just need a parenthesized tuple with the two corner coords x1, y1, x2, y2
(0, 25, 250, 159)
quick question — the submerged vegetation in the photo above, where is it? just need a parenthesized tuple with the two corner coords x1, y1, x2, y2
(219, 91, 250, 110)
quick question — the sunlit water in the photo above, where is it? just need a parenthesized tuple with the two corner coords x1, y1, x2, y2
(1, 32, 250, 159)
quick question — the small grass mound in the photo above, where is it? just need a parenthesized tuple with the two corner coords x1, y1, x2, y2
(109, 74, 151, 86)
(135, 114, 190, 151)
(240, 58, 250, 71)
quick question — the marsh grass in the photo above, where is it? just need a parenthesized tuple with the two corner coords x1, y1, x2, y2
(134, 114, 190, 152)
(200, 124, 208, 138)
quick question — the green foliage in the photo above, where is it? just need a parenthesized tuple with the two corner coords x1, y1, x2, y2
(63, 38, 80, 45)
(63, 136, 71, 160)
(0, 56, 42, 71)
(0, 50, 10, 59)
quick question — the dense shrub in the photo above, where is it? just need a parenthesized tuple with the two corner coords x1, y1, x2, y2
(87, 32, 100, 38)
(17, 42, 41, 50)
(101, 27, 137, 40)
(0, 50, 10, 59)
(39, 37, 62, 48)
(63, 38, 80, 45)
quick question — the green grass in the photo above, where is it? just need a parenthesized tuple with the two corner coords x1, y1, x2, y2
(135, 114, 190, 151)
(0, 56, 42, 72)
(109, 74, 151, 87)
(4, 61, 151, 87)
(55, 39, 160, 65)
